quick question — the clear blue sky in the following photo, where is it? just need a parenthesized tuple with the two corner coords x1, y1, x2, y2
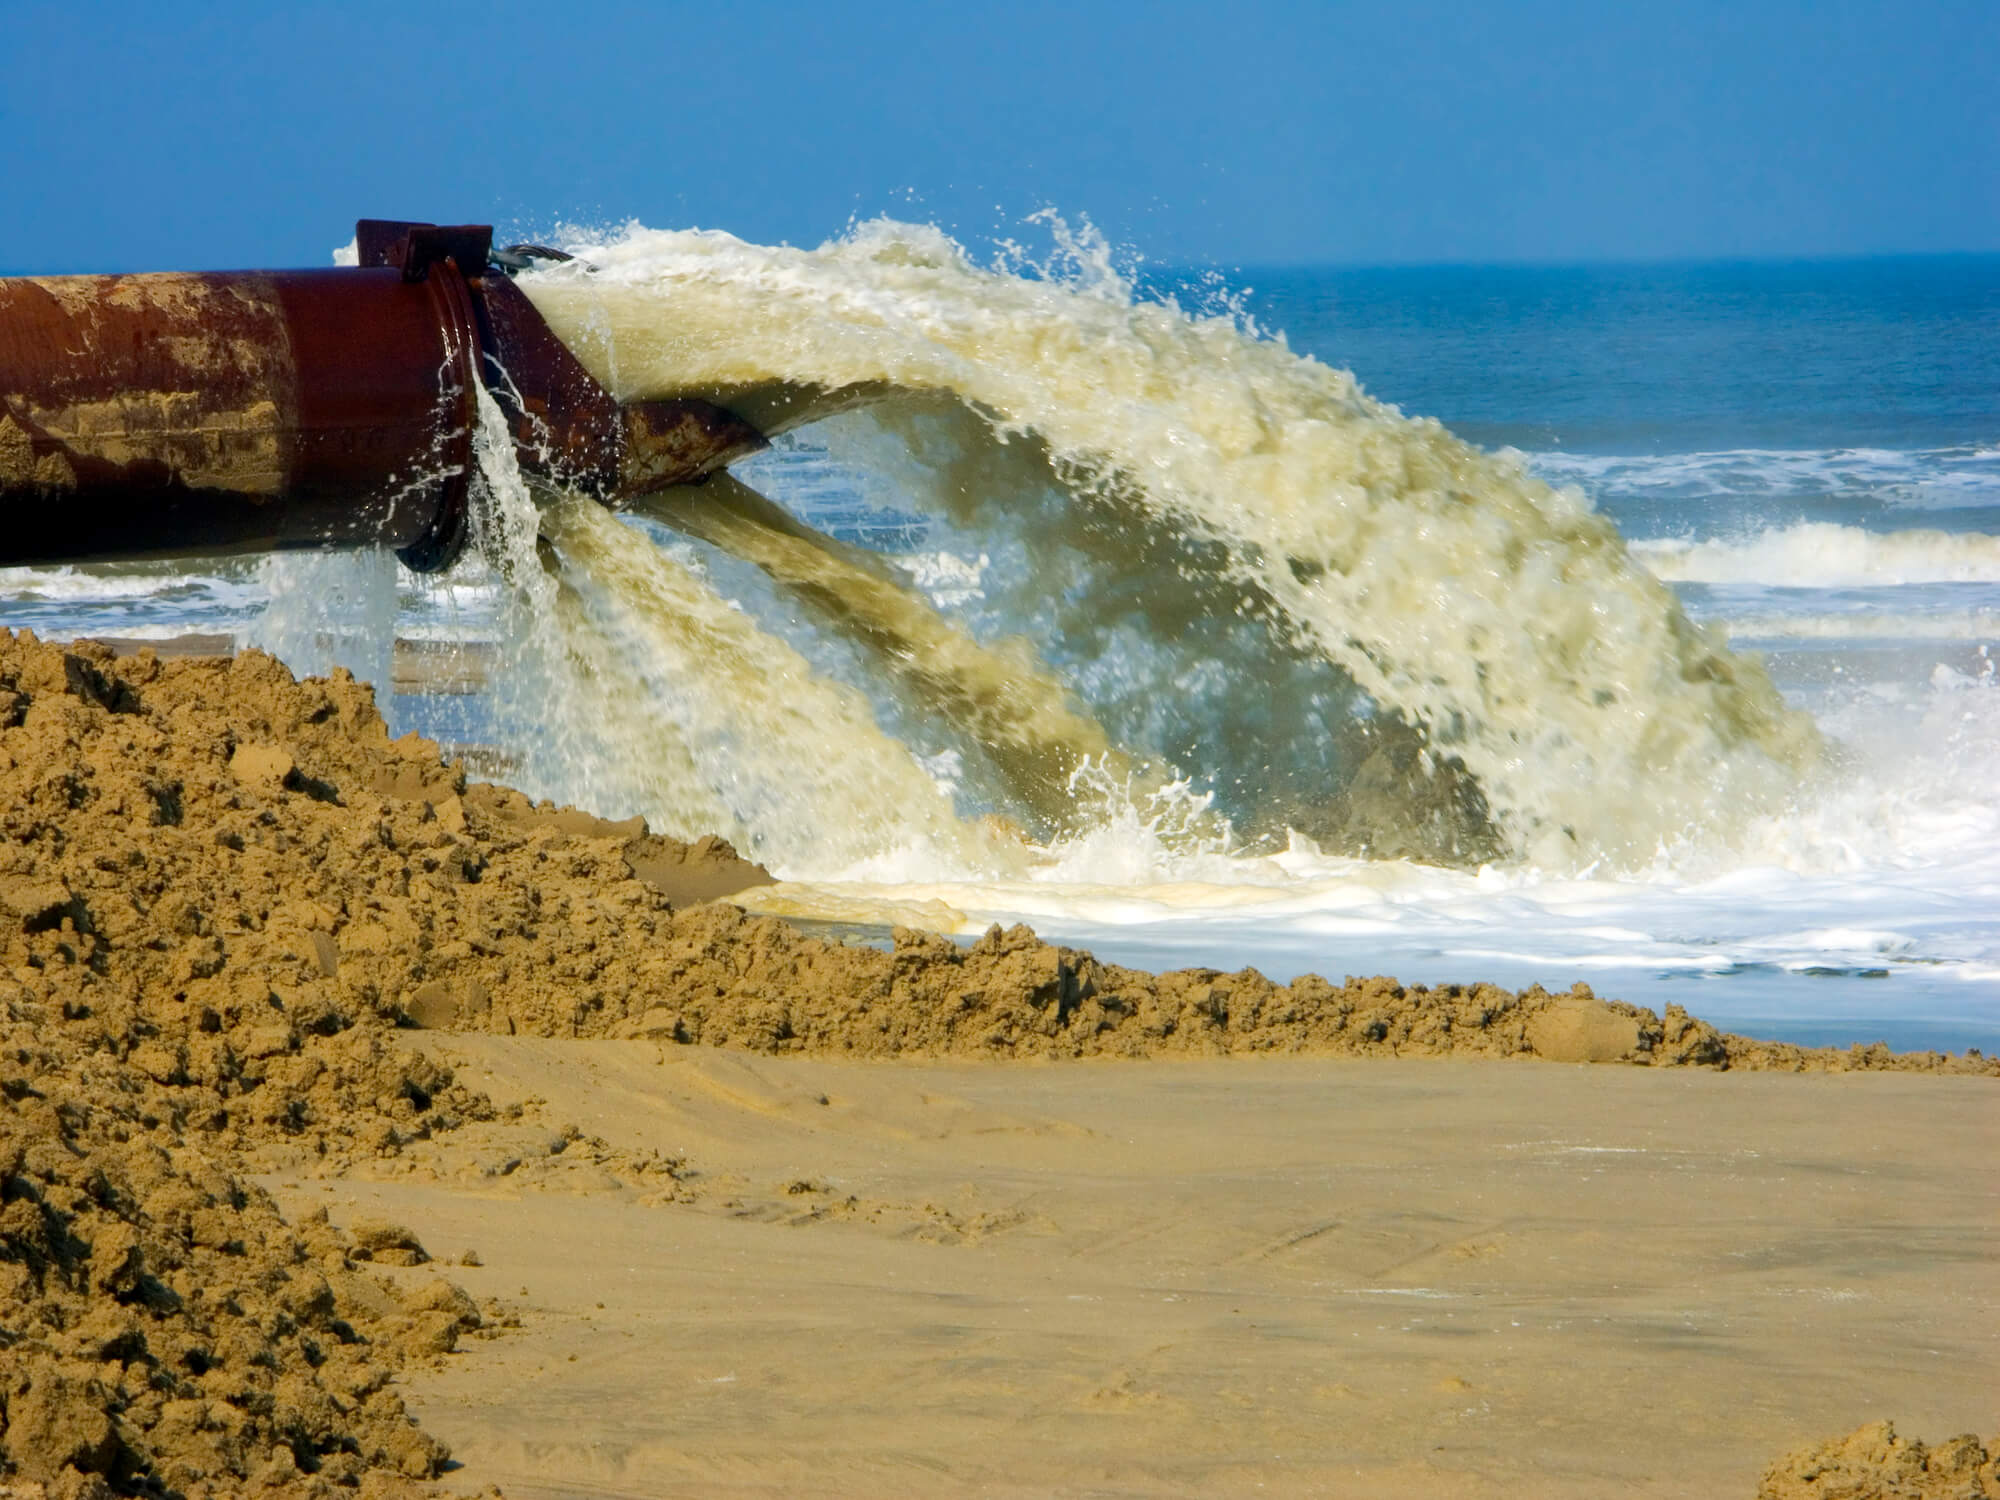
(4, 0, 1993, 273)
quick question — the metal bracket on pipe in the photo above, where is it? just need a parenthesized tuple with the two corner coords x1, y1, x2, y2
(356, 220, 496, 283)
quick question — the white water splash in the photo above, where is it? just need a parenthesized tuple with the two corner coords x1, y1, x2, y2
(521, 217, 1822, 871)
(244, 547, 399, 688)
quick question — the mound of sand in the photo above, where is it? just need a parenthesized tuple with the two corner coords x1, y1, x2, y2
(0, 629, 1991, 1497)
(1760, 1421, 1998, 1499)
(0, 633, 755, 1497)
(0, 1122, 478, 1499)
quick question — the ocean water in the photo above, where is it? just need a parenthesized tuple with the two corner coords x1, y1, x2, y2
(5, 234, 1995, 1051)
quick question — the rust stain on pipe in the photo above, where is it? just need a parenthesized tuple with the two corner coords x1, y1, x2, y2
(0, 274, 291, 497)
(0, 267, 477, 568)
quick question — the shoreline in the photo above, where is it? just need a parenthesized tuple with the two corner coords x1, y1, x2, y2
(45, 633, 2000, 1059)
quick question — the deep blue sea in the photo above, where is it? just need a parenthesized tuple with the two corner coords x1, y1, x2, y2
(1213, 256, 1999, 451)
(1170, 255, 2000, 546)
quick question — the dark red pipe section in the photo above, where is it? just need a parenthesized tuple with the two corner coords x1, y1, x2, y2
(0, 221, 766, 572)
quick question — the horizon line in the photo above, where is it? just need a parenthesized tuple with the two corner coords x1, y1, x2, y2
(1136, 246, 2000, 278)
(5, 242, 2000, 282)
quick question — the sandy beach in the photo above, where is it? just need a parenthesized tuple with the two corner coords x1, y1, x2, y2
(324, 1042, 1996, 1499)
(1, 633, 1994, 1499)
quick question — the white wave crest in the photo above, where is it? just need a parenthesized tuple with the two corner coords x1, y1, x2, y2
(1635, 523, 2000, 587)
(1529, 447, 2000, 511)
(1720, 609, 2000, 642)
(0, 564, 259, 605)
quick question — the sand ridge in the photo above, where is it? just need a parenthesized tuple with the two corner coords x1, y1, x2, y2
(492, 907, 1999, 1073)
(0, 631, 1992, 1498)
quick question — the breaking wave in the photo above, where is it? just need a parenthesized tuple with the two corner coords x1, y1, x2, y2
(1635, 523, 2000, 587)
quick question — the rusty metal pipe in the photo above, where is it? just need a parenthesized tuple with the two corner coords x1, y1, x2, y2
(0, 220, 766, 573)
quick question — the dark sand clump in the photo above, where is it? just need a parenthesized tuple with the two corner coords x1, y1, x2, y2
(0, 1128, 479, 1499)
(0, 630, 1991, 1497)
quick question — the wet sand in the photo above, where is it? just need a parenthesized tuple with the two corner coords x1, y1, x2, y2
(1, 631, 1993, 1499)
(283, 1042, 1998, 1499)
